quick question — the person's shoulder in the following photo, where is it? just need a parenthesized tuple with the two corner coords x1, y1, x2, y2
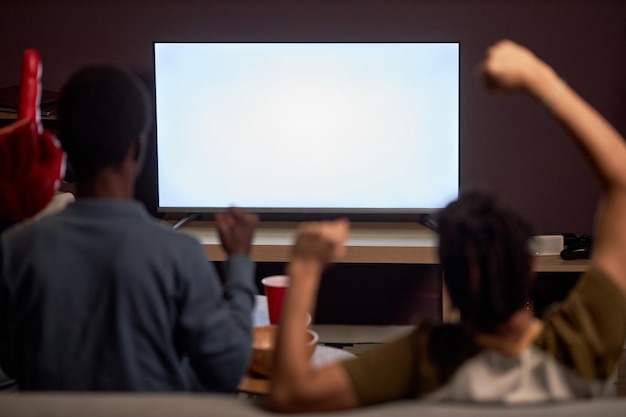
(1, 210, 63, 242)
(135, 217, 208, 257)
(581, 266, 626, 301)
(543, 266, 626, 318)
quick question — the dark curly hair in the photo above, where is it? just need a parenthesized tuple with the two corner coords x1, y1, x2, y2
(57, 66, 151, 181)
(437, 190, 534, 332)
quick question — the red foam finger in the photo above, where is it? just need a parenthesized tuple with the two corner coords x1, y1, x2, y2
(0, 49, 64, 221)
(18, 49, 42, 131)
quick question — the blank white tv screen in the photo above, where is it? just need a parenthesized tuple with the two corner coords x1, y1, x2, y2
(154, 42, 459, 215)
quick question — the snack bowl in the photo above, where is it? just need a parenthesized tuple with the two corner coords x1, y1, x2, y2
(248, 324, 318, 378)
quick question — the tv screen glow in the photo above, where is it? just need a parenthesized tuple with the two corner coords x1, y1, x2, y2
(154, 42, 459, 216)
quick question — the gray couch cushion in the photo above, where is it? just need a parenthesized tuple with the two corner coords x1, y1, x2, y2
(0, 393, 625, 417)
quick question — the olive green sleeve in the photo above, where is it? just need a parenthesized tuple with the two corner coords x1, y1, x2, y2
(340, 324, 439, 406)
(534, 267, 626, 379)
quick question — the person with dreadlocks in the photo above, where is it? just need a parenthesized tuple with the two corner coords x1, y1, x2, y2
(266, 39, 626, 412)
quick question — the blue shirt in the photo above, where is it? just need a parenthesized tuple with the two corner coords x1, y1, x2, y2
(0, 199, 256, 391)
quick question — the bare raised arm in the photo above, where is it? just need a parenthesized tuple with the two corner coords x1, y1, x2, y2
(481, 39, 626, 296)
(268, 218, 360, 412)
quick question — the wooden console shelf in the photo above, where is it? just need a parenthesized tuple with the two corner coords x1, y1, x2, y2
(174, 221, 590, 273)
(176, 221, 438, 264)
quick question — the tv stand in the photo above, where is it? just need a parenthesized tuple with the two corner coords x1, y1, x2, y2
(418, 213, 438, 232)
(169, 220, 590, 272)
(171, 213, 201, 231)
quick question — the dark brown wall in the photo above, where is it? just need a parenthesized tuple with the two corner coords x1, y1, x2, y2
(2, 0, 625, 235)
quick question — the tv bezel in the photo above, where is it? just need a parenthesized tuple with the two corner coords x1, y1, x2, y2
(152, 41, 460, 222)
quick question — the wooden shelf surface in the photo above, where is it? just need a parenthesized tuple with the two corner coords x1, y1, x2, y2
(176, 221, 438, 264)
(173, 221, 590, 272)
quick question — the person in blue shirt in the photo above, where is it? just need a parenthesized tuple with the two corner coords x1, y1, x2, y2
(0, 65, 258, 391)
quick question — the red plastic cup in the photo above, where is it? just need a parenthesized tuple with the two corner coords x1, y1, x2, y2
(262, 275, 290, 324)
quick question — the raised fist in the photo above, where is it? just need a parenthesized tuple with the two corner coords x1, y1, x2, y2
(480, 40, 547, 93)
(292, 218, 350, 263)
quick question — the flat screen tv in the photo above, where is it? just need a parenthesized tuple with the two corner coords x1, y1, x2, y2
(153, 42, 459, 220)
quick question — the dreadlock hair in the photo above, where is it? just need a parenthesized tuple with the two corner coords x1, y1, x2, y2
(57, 66, 151, 182)
(437, 190, 534, 332)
